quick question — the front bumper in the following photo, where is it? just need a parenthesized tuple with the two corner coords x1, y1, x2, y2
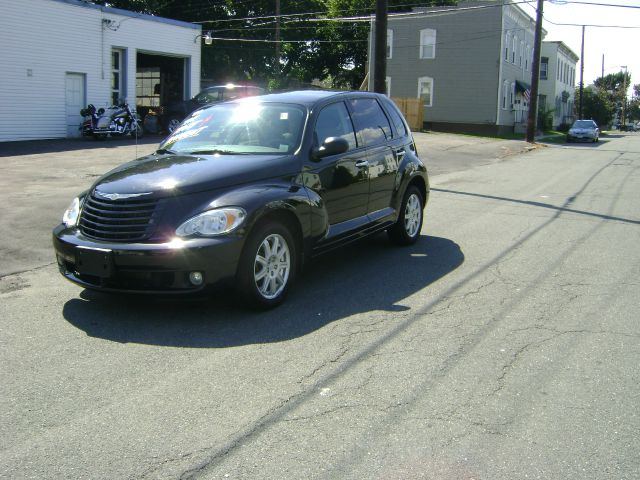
(567, 133, 596, 142)
(53, 225, 244, 294)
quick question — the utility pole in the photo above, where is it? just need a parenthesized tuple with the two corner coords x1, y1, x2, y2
(579, 25, 585, 118)
(373, 0, 388, 94)
(526, 0, 544, 142)
(275, 0, 281, 74)
(621, 65, 627, 127)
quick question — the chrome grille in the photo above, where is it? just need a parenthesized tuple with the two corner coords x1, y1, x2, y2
(79, 193, 159, 242)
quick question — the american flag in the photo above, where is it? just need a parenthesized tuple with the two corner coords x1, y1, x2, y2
(523, 89, 531, 102)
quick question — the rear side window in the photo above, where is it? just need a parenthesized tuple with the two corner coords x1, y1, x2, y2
(384, 100, 408, 138)
(348, 98, 392, 146)
(314, 102, 357, 150)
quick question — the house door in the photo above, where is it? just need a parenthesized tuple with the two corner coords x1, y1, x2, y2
(65, 73, 85, 138)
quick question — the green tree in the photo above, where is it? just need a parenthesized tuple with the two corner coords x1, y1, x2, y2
(93, 0, 457, 88)
(574, 86, 615, 127)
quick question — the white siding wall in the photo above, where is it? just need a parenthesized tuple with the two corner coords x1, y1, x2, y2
(0, 0, 200, 142)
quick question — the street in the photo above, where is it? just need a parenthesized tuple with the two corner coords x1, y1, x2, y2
(1, 132, 639, 479)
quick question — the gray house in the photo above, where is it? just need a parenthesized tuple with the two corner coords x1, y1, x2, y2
(368, 1, 542, 135)
(539, 41, 579, 129)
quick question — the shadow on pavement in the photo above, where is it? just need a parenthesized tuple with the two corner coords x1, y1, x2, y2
(62, 234, 464, 348)
(0, 135, 163, 157)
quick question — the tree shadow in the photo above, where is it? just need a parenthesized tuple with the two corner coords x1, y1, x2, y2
(62, 235, 464, 348)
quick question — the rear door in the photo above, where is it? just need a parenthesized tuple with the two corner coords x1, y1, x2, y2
(347, 97, 397, 216)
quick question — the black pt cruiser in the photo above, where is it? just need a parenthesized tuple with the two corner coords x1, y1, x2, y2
(53, 90, 429, 308)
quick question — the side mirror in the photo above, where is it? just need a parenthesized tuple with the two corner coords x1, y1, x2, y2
(312, 136, 349, 160)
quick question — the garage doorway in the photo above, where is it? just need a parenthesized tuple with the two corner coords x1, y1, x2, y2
(136, 53, 187, 119)
(65, 73, 85, 138)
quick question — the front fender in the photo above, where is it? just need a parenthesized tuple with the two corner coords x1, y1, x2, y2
(208, 183, 314, 240)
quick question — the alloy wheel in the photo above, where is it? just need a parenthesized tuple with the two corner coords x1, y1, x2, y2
(253, 233, 291, 300)
(404, 193, 422, 238)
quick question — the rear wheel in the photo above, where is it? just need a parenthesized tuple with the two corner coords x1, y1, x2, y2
(388, 185, 424, 245)
(236, 220, 297, 309)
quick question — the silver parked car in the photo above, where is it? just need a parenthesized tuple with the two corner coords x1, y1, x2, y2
(567, 119, 600, 143)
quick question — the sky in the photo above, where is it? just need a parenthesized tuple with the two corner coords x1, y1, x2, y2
(520, 0, 640, 96)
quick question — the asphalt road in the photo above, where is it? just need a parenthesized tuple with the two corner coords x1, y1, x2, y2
(1, 132, 639, 479)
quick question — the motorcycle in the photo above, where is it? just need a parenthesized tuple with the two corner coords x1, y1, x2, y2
(79, 103, 143, 139)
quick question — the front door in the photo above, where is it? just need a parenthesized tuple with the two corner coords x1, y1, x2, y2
(65, 73, 85, 138)
(307, 101, 369, 227)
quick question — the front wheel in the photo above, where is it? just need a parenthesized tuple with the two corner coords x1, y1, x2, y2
(130, 122, 144, 139)
(236, 221, 297, 309)
(388, 185, 424, 245)
(167, 118, 181, 133)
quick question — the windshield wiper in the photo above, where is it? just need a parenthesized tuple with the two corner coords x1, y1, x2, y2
(188, 149, 249, 155)
(155, 148, 178, 155)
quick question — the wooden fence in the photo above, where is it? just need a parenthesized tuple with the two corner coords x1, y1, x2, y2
(391, 97, 424, 131)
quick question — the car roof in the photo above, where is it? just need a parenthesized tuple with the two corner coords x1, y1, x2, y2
(229, 89, 384, 107)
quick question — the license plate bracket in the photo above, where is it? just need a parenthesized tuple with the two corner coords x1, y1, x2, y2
(76, 247, 114, 278)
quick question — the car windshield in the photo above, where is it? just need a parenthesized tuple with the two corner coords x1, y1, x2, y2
(159, 101, 306, 155)
(572, 120, 595, 129)
(193, 89, 222, 103)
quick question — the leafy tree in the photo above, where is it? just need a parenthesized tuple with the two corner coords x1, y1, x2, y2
(574, 86, 615, 127)
(94, 0, 457, 89)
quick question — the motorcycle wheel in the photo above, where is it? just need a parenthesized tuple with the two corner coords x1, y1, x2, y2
(130, 123, 144, 139)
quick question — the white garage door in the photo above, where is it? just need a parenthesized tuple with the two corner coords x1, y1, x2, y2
(65, 73, 85, 138)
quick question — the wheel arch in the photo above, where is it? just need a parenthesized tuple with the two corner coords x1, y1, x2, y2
(244, 206, 306, 272)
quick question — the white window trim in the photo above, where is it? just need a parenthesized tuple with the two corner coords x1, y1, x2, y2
(419, 28, 436, 59)
(387, 29, 393, 59)
(417, 76, 434, 107)
(502, 81, 510, 110)
(386, 76, 391, 97)
(112, 48, 124, 105)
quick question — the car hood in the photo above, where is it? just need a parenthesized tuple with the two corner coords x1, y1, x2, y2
(92, 152, 299, 199)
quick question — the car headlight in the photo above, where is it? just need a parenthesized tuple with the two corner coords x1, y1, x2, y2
(176, 207, 246, 237)
(62, 197, 81, 228)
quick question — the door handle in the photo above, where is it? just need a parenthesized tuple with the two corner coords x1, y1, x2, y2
(355, 160, 369, 168)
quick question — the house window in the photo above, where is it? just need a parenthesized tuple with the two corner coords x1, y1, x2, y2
(519, 41, 524, 67)
(418, 76, 433, 107)
(512, 36, 517, 63)
(502, 81, 510, 110)
(525, 45, 530, 70)
(540, 57, 549, 80)
(112, 49, 124, 105)
(557, 59, 561, 80)
(419, 28, 436, 59)
(387, 29, 393, 59)
(510, 82, 515, 109)
(505, 33, 511, 61)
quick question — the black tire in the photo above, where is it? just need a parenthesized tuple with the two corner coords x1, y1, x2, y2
(388, 185, 424, 246)
(236, 220, 297, 309)
(130, 123, 144, 139)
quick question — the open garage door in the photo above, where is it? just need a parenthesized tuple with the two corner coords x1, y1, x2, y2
(136, 53, 188, 130)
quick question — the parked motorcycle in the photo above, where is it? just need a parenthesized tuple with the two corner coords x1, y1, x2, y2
(79, 103, 143, 139)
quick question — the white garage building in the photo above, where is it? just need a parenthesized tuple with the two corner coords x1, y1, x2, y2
(0, 0, 202, 142)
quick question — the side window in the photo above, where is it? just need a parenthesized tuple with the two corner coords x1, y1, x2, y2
(383, 99, 408, 138)
(314, 102, 357, 150)
(348, 98, 392, 147)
